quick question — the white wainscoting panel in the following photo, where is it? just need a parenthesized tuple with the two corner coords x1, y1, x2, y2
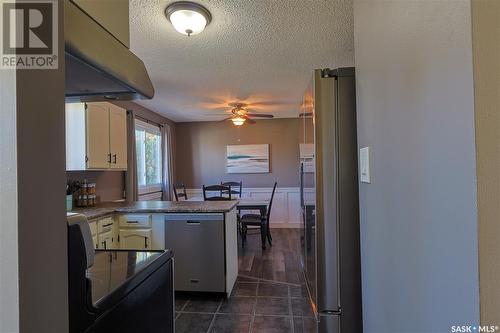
(185, 187, 311, 228)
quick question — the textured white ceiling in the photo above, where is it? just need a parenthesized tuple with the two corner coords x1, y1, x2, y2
(130, 0, 354, 122)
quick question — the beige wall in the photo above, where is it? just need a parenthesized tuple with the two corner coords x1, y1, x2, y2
(0, 55, 18, 333)
(113, 101, 176, 127)
(67, 171, 125, 202)
(72, 0, 130, 47)
(354, 0, 479, 331)
(16, 0, 68, 331)
(175, 119, 300, 188)
(471, 0, 500, 325)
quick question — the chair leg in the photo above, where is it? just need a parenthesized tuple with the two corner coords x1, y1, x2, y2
(267, 225, 272, 247)
(241, 225, 247, 248)
(260, 224, 266, 250)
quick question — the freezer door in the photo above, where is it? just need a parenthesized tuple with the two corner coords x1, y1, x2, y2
(318, 314, 340, 333)
(314, 70, 341, 312)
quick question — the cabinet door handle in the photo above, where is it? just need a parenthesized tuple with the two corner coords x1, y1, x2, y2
(102, 241, 107, 250)
(186, 221, 201, 225)
(144, 237, 148, 249)
(108, 153, 112, 163)
(127, 221, 139, 224)
(102, 223, 113, 228)
(113, 154, 117, 164)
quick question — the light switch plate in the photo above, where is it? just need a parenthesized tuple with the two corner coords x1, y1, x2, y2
(360, 147, 371, 183)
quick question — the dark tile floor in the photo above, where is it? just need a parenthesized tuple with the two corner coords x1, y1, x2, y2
(175, 229, 317, 333)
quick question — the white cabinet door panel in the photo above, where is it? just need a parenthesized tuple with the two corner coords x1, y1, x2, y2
(119, 229, 152, 250)
(65, 103, 87, 170)
(86, 103, 110, 169)
(109, 105, 127, 170)
(98, 229, 114, 250)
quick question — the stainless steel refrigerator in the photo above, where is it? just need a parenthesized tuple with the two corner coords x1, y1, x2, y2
(299, 67, 362, 333)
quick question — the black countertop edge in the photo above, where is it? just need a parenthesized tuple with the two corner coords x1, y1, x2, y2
(91, 249, 173, 312)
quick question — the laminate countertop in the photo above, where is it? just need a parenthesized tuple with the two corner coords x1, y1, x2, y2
(71, 200, 239, 220)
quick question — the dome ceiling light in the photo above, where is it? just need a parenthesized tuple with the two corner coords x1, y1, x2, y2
(165, 1, 212, 36)
(231, 117, 246, 126)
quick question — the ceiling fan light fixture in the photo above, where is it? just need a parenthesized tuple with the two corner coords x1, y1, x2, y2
(165, 2, 212, 36)
(231, 117, 245, 126)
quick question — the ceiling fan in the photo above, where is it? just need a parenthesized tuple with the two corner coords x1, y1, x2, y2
(221, 102, 274, 126)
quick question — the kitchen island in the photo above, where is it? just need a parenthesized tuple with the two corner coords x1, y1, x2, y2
(72, 200, 239, 297)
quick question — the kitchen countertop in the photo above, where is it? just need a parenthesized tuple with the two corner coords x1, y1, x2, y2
(71, 200, 239, 220)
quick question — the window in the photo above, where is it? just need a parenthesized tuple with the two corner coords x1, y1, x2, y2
(135, 120, 162, 195)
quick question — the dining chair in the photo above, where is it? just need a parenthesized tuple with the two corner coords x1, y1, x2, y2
(203, 184, 232, 201)
(222, 181, 243, 234)
(240, 182, 277, 250)
(173, 183, 188, 201)
(221, 181, 242, 198)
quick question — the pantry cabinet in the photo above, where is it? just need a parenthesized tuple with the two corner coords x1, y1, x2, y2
(66, 102, 127, 171)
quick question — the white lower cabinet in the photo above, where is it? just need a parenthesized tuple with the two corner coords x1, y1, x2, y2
(89, 215, 117, 250)
(98, 229, 114, 250)
(119, 228, 152, 250)
(116, 214, 164, 250)
(89, 221, 98, 249)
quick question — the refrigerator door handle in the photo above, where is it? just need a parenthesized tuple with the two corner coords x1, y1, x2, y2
(320, 308, 342, 315)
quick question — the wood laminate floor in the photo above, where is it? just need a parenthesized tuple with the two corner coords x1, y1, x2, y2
(175, 228, 317, 333)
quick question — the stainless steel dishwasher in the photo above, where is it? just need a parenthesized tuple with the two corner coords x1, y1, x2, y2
(164, 214, 225, 292)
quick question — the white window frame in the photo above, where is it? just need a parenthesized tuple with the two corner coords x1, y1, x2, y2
(135, 119, 162, 196)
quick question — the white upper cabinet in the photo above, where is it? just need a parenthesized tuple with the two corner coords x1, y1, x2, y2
(66, 103, 87, 170)
(66, 102, 128, 171)
(109, 104, 128, 169)
(86, 103, 111, 169)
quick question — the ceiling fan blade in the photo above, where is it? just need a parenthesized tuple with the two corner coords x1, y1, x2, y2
(219, 116, 234, 122)
(249, 100, 298, 107)
(240, 115, 256, 124)
(246, 113, 274, 118)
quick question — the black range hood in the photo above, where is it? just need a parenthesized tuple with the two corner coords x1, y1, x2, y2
(65, 1, 154, 102)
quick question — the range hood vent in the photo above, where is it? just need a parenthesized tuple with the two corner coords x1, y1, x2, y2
(65, 1, 154, 102)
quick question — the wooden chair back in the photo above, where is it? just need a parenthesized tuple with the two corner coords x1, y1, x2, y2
(203, 184, 232, 201)
(173, 183, 188, 201)
(221, 181, 243, 198)
(266, 182, 278, 222)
